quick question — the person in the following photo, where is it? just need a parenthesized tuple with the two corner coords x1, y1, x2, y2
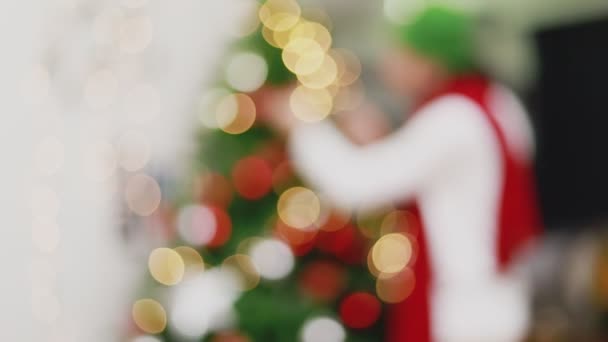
(265, 5, 542, 342)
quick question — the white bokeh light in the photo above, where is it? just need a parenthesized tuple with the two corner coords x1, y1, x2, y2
(249, 238, 294, 280)
(170, 268, 240, 338)
(301, 317, 346, 342)
(225, 52, 268, 92)
(177, 205, 217, 246)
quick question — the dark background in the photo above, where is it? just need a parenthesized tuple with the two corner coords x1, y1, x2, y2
(532, 16, 608, 229)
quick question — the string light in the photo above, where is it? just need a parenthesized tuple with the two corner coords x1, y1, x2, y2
(289, 86, 333, 122)
(297, 54, 338, 89)
(258, 0, 301, 32)
(222, 254, 261, 291)
(277, 186, 321, 229)
(174, 246, 205, 277)
(282, 38, 325, 76)
(132, 299, 167, 334)
(370, 233, 412, 274)
(148, 247, 185, 286)
(376, 268, 416, 303)
(216, 93, 257, 135)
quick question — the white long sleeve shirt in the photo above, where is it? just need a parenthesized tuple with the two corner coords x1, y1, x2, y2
(289, 85, 535, 342)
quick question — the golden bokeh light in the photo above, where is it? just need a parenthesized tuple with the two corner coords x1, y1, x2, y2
(356, 205, 396, 239)
(371, 233, 412, 274)
(376, 268, 416, 303)
(380, 210, 415, 235)
(148, 247, 185, 286)
(125, 173, 162, 216)
(289, 86, 333, 122)
(216, 93, 257, 135)
(198, 88, 230, 129)
(297, 55, 338, 89)
(333, 82, 365, 112)
(222, 254, 260, 291)
(331, 49, 362, 87)
(282, 38, 325, 76)
(258, 0, 301, 32)
(132, 299, 167, 334)
(289, 21, 332, 51)
(277, 187, 321, 229)
(174, 246, 205, 276)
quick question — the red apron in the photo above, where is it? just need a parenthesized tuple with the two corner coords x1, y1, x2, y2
(387, 75, 542, 342)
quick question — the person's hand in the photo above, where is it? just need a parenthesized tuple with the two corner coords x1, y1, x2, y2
(334, 102, 391, 145)
(250, 84, 298, 137)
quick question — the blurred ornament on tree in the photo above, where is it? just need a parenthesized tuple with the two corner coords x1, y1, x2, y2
(232, 156, 274, 200)
(339, 292, 382, 329)
(299, 260, 346, 302)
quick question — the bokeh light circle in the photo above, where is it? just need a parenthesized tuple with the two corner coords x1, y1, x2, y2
(249, 238, 294, 280)
(339, 292, 382, 329)
(132, 299, 167, 334)
(232, 156, 273, 200)
(148, 247, 185, 286)
(289, 86, 333, 122)
(282, 38, 325, 76)
(216, 93, 257, 135)
(225, 52, 268, 92)
(371, 233, 412, 274)
(177, 205, 217, 246)
(277, 186, 321, 229)
(376, 268, 416, 303)
(301, 317, 346, 342)
(174, 246, 205, 276)
(222, 254, 261, 291)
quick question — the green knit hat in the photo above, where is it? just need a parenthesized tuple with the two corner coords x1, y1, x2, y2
(396, 5, 476, 73)
(237, 29, 296, 86)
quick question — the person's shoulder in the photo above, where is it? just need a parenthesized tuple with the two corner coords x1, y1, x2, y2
(410, 94, 489, 138)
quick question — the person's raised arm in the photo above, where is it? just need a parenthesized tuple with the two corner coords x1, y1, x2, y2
(288, 95, 482, 210)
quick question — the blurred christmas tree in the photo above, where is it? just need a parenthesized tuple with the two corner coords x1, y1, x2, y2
(127, 1, 416, 341)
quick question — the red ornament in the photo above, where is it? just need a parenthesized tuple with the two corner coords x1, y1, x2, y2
(299, 261, 346, 302)
(198, 172, 233, 208)
(316, 225, 354, 254)
(206, 206, 232, 248)
(339, 292, 382, 329)
(232, 157, 273, 200)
